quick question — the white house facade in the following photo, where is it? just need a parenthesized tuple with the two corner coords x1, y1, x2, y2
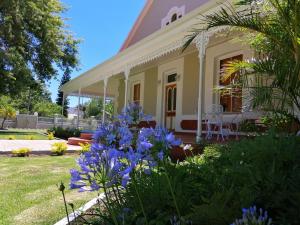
(61, 0, 259, 142)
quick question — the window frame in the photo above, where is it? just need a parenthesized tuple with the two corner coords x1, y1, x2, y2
(218, 54, 243, 113)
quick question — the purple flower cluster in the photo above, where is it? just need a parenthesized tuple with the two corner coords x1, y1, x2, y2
(231, 206, 272, 225)
(70, 103, 181, 191)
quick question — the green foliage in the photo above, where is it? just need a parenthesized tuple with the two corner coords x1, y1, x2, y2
(79, 142, 90, 153)
(84, 98, 114, 119)
(56, 69, 71, 117)
(0, 96, 16, 129)
(261, 112, 299, 133)
(184, 0, 300, 120)
(12, 83, 52, 114)
(91, 133, 300, 225)
(33, 101, 61, 117)
(47, 132, 55, 140)
(0, 0, 79, 96)
(48, 127, 81, 140)
(239, 120, 260, 132)
(51, 142, 68, 156)
(12, 147, 31, 157)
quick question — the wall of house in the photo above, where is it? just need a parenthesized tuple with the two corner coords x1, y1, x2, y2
(127, 0, 210, 49)
(143, 66, 158, 117)
(183, 52, 199, 115)
(116, 78, 125, 114)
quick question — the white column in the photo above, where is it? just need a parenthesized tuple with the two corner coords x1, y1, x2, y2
(102, 77, 108, 123)
(195, 32, 209, 143)
(124, 66, 130, 107)
(77, 88, 81, 128)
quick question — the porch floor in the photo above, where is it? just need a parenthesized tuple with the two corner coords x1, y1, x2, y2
(174, 132, 248, 145)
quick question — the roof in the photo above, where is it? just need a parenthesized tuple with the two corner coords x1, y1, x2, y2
(120, 0, 210, 51)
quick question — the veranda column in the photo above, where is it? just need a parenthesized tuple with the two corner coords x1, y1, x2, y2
(102, 77, 108, 123)
(124, 66, 130, 107)
(77, 88, 81, 128)
(195, 32, 209, 143)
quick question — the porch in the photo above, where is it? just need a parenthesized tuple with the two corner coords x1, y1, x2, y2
(61, 6, 259, 143)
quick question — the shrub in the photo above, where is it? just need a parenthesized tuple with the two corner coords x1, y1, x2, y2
(79, 142, 90, 154)
(261, 112, 299, 133)
(8, 135, 16, 140)
(188, 133, 300, 225)
(47, 132, 55, 140)
(12, 148, 30, 157)
(48, 127, 81, 140)
(69, 104, 300, 225)
(51, 142, 68, 156)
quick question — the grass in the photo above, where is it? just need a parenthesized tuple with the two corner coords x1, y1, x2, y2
(0, 130, 48, 140)
(0, 155, 97, 225)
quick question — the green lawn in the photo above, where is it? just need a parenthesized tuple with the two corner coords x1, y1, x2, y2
(0, 156, 97, 225)
(0, 130, 48, 140)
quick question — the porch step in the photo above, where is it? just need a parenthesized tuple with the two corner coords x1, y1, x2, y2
(80, 133, 93, 140)
(68, 137, 92, 146)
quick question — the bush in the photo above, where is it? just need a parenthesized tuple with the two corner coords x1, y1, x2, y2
(51, 142, 68, 156)
(188, 133, 300, 225)
(83, 133, 300, 225)
(79, 142, 90, 154)
(48, 127, 81, 140)
(12, 148, 30, 157)
(69, 104, 300, 225)
(47, 132, 55, 140)
(261, 112, 299, 133)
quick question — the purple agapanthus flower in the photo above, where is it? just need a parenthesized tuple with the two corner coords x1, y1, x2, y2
(70, 103, 182, 191)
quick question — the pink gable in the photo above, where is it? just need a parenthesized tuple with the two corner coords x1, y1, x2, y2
(120, 0, 210, 51)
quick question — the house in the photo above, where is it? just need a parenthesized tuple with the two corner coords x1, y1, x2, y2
(61, 0, 259, 142)
(67, 107, 84, 120)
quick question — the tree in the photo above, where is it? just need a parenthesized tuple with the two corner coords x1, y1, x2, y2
(84, 98, 114, 119)
(0, 96, 16, 129)
(184, 0, 300, 121)
(33, 101, 61, 117)
(13, 83, 52, 114)
(84, 99, 103, 119)
(0, 0, 79, 96)
(56, 68, 71, 117)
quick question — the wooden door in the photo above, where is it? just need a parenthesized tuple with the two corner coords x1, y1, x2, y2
(165, 84, 177, 130)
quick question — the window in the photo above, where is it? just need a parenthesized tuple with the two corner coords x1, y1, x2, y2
(171, 14, 177, 22)
(167, 73, 177, 83)
(161, 6, 185, 28)
(133, 83, 141, 105)
(219, 55, 243, 112)
(166, 85, 177, 112)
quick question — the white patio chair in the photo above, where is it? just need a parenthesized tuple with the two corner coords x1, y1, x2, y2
(205, 104, 225, 141)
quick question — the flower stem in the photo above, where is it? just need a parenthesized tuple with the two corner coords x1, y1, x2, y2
(132, 177, 149, 225)
(103, 185, 119, 225)
(164, 169, 181, 218)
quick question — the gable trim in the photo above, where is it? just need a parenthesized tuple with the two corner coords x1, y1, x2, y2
(119, 0, 154, 52)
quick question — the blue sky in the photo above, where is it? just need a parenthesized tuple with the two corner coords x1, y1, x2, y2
(48, 0, 146, 106)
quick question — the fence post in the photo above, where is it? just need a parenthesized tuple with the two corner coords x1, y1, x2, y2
(54, 114, 59, 128)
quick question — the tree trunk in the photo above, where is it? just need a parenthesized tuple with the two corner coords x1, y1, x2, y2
(1, 116, 6, 129)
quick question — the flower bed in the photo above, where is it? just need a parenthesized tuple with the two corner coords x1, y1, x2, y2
(67, 103, 300, 225)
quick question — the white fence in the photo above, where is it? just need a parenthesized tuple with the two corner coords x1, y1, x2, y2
(0, 114, 101, 130)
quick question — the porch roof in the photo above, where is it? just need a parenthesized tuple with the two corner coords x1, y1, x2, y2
(61, 0, 225, 96)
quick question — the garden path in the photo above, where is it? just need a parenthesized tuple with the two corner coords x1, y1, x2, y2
(0, 140, 82, 154)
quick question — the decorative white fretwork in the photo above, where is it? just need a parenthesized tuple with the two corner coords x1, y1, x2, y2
(161, 5, 186, 28)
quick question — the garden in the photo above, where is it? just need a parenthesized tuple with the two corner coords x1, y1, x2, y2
(63, 103, 300, 225)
